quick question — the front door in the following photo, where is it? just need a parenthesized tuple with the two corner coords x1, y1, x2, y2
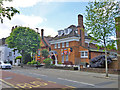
(66, 54, 68, 61)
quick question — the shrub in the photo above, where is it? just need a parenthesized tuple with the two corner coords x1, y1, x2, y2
(43, 58, 53, 67)
(31, 60, 37, 65)
(27, 60, 41, 65)
(16, 56, 22, 60)
(41, 49, 49, 58)
(58, 62, 62, 64)
(27, 62, 31, 65)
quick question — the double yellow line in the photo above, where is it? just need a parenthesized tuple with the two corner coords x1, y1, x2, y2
(0, 79, 20, 89)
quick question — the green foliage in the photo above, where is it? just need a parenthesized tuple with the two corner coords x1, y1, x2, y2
(27, 62, 31, 65)
(6, 26, 41, 55)
(31, 60, 37, 65)
(27, 60, 41, 65)
(6, 26, 41, 64)
(41, 49, 49, 58)
(15, 56, 22, 60)
(0, 0, 20, 23)
(58, 62, 62, 64)
(43, 58, 53, 67)
(85, 0, 119, 50)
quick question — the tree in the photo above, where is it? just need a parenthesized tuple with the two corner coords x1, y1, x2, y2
(6, 26, 40, 65)
(85, 0, 119, 77)
(41, 49, 49, 58)
(0, 0, 20, 23)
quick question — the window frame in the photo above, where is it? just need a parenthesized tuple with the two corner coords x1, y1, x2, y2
(81, 51, 88, 58)
(62, 42, 64, 48)
(54, 44, 57, 49)
(58, 43, 60, 48)
(66, 42, 69, 47)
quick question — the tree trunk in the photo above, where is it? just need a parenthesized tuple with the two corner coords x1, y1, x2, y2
(105, 47, 108, 77)
(104, 38, 108, 77)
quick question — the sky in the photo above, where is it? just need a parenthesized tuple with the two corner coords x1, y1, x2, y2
(0, 0, 89, 39)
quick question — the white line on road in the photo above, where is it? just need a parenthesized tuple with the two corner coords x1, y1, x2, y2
(33, 73, 48, 77)
(57, 78, 95, 87)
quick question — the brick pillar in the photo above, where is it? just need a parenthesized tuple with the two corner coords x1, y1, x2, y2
(115, 16, 120, 71)
(77, 14, 85, 46)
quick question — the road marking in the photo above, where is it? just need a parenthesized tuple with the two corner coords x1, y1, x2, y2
(28, 73, 48, 77)
(0, 79, 19, 89)
(16, 81, 48, 88)
(57, 78, 95, 87)
(65, 85, 76, 88)
(48, 81, 56, 83)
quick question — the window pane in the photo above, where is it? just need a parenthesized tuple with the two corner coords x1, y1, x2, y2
(66, 42, 69, 47)
(62, 43, 64, 48)
(58, 43, 60, 48)
(54, 44, 57, 49)
(85, 52, 88, 56)
(65, 29, 68, 33)
(81, 52, 84, 56)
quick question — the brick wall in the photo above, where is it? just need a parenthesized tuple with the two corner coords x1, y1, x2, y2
(90, 51, 104, 59)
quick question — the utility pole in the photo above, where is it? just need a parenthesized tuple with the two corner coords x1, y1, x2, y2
(36, 28, 39, 69)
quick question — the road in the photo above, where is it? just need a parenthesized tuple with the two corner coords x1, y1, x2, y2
(0, 66, 119, 89)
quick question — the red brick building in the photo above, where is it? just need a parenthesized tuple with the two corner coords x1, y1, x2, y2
(36, 29, 53, 62)
(49, 14, 110, 67)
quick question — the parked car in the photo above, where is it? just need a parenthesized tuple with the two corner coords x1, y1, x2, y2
(0, 61, 12, 69)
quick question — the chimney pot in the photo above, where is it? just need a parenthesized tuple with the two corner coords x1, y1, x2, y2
(41, 29, 44, 38)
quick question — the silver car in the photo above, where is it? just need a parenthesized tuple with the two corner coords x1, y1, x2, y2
(0, 61, 12, 69)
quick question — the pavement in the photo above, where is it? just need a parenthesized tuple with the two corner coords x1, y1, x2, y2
(16, 65, 119, 80)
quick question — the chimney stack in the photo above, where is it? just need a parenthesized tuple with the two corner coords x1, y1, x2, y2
(41, 29, 44, 38)
(77, 14, 85, 46)
(78, 14, 83, 27)
(11, 26, 14, 32)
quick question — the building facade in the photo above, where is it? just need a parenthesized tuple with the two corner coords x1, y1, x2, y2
(49, 14, 106, 67)
(0, 38, 21, 65)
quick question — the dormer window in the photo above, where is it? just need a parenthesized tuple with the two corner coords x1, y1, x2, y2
(58, 31, 61, 36)
(65, 29, 68, 34)
(58, 30, 64, 36)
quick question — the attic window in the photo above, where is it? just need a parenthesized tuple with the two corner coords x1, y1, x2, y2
(65, 29, 68, 34)
(58, 31, 61, 36)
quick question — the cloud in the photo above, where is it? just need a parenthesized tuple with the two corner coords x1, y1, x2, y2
(3, 0, 42, 8)
(0, 14, 43, 39)
(38, 27, 57, 37)
(0, 14, 57, 39)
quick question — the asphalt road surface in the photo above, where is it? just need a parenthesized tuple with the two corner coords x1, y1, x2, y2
(0, 66, 119, 89)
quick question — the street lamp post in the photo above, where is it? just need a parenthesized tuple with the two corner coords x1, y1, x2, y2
(36, 28, 39, 69)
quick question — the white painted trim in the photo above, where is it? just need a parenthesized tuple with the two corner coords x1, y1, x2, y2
(50, 37, 80, 44)
(85, 39, 98, 45)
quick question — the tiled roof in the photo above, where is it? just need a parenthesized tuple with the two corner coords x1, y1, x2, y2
(52, 29, 79, 40)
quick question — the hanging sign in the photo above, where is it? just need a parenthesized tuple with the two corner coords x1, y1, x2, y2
(64, 49, 68, 55)
(68, 48, 70, 54)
